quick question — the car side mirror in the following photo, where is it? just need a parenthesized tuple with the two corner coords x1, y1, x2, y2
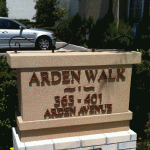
(19, 26, 24, 30)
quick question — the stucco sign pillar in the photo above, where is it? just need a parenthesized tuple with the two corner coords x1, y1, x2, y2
(7, 49, 141, 150)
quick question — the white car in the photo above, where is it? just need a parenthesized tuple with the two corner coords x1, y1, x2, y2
(0, 17, 56, 50)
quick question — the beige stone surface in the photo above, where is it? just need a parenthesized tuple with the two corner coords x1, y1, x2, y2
(18, 120, 130, 142)
(15, 64, 132, 121)
(16, 111, 132, 130)
(7, 51, 141, 68)
(7, 50, 141, 142)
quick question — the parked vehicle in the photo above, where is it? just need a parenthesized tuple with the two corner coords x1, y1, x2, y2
(0, 17, 56, 50)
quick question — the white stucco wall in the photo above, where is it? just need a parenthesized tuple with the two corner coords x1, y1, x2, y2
(6, 0, 37, 22)
(112, 0, 119, 23)
(79, 0, 119, 22)
(7, 0, 116, 23)
(6, 0, 72, 22)
(58, 0, 79, 19)
(69, 0, 79, 18)
(57, 0, 70, 19)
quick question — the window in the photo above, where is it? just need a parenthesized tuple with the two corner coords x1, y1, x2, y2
(0, 19, 8, 29)
(8, 20, 20, 29)
(0, 19, 20, 29)
(130, 0, 145, 19)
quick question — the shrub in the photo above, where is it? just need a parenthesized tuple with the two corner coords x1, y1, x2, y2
(14, 19, 30, 26)
(33, 0, 68, 27)
(56, 13, 82, 44)
(88, 3, 114, 49)
(103, 20, 133, 49)
(14, 19, 36, 27)
(69, 13, 83, 45)
(81, 16, 95, 48)
(56, 5, 114, 49)
(140, 35, 150, 49)
(0, 56, 18, 149)
(56, 18, 72, 43)
(137, 141, 150, 150)
(130, 48, 150, 146)
(56, 14, 95, 47)
(0, 1, 8, 17)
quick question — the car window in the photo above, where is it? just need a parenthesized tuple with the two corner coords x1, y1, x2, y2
(0, 19, 20, 29)
(0, 19, 7, 29)
(12, 19, 26, 29)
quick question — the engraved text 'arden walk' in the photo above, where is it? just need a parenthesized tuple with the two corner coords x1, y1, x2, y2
(29, 68, 125, 119)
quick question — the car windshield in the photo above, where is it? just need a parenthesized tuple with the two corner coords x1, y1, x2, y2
(11, 19, 27, 29)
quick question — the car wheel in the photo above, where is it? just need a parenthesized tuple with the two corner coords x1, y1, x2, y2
(36, 37, 52, 50)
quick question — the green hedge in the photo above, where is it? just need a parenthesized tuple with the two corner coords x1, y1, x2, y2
(55, 14, 133, 49)
(0, 1, 8, 17)
(129, 48, 150, 150)
(103, 20, 133, 49)
(56, 14, 95, 46)
(0, 56, 18, 149)
(14, 19, 36, 27)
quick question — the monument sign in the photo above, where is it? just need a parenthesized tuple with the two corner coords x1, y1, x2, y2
(7, 48, 141, 150)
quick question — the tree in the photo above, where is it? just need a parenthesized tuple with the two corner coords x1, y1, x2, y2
(0, 1, 8, 17)
(103, 20, 133, 49)
(33, 0, 68, 27)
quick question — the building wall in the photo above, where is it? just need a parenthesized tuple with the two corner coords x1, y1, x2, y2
(69, 0, 79, 18)
(79, 0, 120, 22)
(57, 0, 70, 19)
(99, 0, 109, 19)
(79, 0, 87, 20)
(6, 0, 119, 23)
(119, 0, 129, 19)
(6, 0, 71, 22)
(130, 0, 145, 19)
(79, 0, 109, 21)
(79, 0, 119, 22)
(112, 0, 119, 23)
(119, 0, 145, 20)
(86, 0, 102, 21)
(6, 0, 37, 22)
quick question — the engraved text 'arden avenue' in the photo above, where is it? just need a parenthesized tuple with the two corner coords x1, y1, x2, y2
(29, 68, 125, 119)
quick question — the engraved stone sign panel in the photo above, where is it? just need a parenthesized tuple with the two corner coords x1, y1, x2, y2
(18, 65, 131, 121)
(7, 50, 141, 142)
